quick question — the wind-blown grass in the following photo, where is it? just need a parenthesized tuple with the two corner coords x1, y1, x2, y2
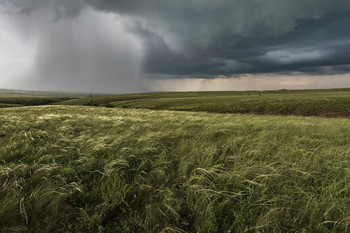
(1, 105, 350, 232)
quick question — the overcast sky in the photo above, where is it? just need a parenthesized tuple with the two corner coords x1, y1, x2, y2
(1, 0, 350, 93)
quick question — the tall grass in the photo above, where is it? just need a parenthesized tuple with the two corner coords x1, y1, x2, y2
(1, 106, 350, 232)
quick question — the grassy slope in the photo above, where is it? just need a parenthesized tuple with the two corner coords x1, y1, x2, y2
(59, 89, 350, 117)
(0, 93, 76, 108)
(1, 106, 350, 232)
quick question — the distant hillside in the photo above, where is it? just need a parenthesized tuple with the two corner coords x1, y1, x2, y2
(0, 88, 110, 96)
(0, 93, 76, 108)
(58, 88, 350, 118)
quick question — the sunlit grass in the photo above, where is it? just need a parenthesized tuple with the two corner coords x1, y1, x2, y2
(1, 105, 350, 232)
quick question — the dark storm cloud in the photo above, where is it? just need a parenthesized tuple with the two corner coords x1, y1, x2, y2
(84, 0, 350, 77)
(2, 0, 350, 88)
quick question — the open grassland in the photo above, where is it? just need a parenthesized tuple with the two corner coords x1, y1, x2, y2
(1, 105, 350, 232)
(59, 88, 350, 117)
(0, 93, 76, 108)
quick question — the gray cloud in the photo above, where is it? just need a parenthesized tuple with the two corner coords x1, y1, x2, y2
(1, 0, 350, 93)
(0, 3, 143, 93)
(1, 0, 85, 18)
(28, 10, 143, 93)
(84, 0, 350, 77)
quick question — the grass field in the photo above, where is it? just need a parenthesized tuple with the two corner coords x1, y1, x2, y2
(59, 88, 350, 118)
(1, 105, 350, 232)
(0, 93, 76, 108)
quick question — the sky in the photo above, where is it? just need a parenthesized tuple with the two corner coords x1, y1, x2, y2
(1, 0, 350, 93)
